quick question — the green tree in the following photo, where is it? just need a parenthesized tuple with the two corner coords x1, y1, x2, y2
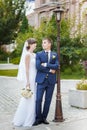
(11, 25, 34, 60)
(19, 16, 29, 33)
(0, 0, 25, 45)
(33, 15, 57, 51)
(11, 15, 87, 72)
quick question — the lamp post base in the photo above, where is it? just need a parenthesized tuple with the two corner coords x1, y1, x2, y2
(54, 93, 64, 122)
(53, 118, 65, 122)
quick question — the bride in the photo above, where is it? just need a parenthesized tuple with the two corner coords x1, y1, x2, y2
(13, 38, 37, 127)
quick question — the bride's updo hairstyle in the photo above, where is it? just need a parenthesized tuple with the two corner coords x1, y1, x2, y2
(26, 38, 37, 50)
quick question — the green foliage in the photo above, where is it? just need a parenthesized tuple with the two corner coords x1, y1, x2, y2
(61, 18, 70, 38)
(80, 34, 87, 60)
(0, 48, 10, 61)
(63, 68, 72, 75)
(61, 71, 85, 79)
(11, 15, 87, 74)
(33, 15, 57, 52)
(11, 57, 20, 64)
(60, 35, 86, 69)
(71, 64, 83, 72)
(0, 0, 25, 45)
(62, 64, 84, 75)
(11, 25, 34, 59)
(61, 61, 85, 79)
(19, 16, 29, 33)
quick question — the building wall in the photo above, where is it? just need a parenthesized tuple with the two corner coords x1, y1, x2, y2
(34, 0, 60, 27)
(27, 0, 87, 35)
(80, 1, 87, 34)
(68, 0, 87, 36)
(27, 12, 35, 26)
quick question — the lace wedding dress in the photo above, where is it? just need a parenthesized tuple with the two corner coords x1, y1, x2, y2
(13, 53, 37, 127)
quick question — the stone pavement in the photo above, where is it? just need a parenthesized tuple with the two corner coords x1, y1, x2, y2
(0, 64, 18, 70)
(0, 76, 87, 130)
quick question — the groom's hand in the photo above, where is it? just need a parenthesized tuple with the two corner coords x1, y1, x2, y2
(49, 69, 56, 74)
(26, 84, 30, 90)
(41, 63, 56, 74)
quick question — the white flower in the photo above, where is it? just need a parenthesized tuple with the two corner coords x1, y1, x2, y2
(52, 55, 56, 59)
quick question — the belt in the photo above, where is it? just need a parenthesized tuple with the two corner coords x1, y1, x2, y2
(45, 74, 48, 78)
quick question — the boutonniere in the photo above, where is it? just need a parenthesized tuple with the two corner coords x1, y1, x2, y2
(52, 55, 56, 59)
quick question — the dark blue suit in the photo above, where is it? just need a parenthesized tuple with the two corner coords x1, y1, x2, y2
(35, 50, 59, 122)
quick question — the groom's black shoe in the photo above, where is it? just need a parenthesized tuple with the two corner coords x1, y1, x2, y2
(42, 119, 49, 124)
(33, 120, 42, 126)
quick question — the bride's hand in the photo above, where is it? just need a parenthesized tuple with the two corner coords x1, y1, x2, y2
(26, 84, 30, 90)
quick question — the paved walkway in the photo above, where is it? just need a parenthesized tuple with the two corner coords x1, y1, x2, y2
(0, 76, 87, 130)
(0, 64, 18, 70)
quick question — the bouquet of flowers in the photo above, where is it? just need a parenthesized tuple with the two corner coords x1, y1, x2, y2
(21, 88, 33, 98)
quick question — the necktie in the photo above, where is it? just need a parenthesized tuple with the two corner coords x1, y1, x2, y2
(46, 52, 49, 63)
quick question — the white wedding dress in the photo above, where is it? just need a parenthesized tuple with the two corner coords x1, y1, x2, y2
(13, 53, 37, 127)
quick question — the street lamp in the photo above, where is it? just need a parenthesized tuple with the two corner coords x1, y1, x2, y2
(53, 6, 64, 122)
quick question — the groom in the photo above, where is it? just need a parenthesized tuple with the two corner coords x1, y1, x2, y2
(33, 38, 59, 125)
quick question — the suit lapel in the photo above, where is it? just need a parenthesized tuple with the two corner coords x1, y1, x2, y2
(42, 50, 47, 58)
(42, 51, 48, 62)
(42, 51, 54, 63)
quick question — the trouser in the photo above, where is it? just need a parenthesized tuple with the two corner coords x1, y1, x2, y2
(36, 79, 55, 121)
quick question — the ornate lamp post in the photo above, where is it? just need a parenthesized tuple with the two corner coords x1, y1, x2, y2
(53, 6, 64, 122)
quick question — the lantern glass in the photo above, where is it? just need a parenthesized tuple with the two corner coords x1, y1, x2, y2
(57, 12, 61, 21)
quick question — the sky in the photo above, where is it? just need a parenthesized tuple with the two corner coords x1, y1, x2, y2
(25, 0, 35, 15)
(26, 0, 35, 1)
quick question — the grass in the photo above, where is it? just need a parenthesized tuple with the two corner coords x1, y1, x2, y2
(0, 69, 86, 79)
(0, 61, 7, 64)
(0, 69, 18, 77)
(61, 72, 85, 79)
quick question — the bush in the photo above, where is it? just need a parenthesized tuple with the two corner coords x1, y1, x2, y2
(0, 49, 10, 61)
(71, 64, 82, 71)
(11, 57, 20, 64)
(76, 79, 87, 90)
(63, 68, 72, 75)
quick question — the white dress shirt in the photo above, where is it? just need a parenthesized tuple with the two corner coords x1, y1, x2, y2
(45, 50, 51, 63)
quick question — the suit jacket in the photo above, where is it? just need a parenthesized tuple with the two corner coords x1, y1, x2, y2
(35, 50, 59, 84)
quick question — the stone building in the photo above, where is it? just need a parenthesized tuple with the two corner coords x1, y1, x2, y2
(27, 0, 87, 35)
(34, 0, 60, 27)
(66, 0, 87, 36)
(27, 0, 62, 27)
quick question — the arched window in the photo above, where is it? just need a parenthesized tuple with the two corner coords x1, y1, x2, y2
(41, 0, 46, 4)
(72, 0, 76, 4)
(50, 0, 58, 2)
